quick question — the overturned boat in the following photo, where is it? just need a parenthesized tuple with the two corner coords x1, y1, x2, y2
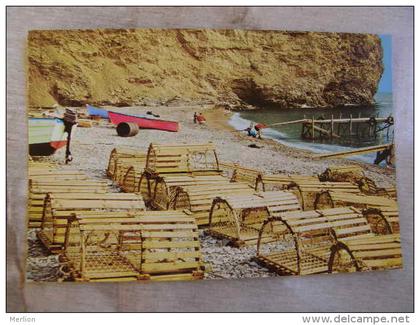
(86, 104, 109, 119)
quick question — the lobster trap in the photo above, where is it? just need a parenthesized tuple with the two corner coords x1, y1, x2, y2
(38, 192, 146, 252)
(145, 143, 221, 175)
(207, 191, 301, 246)
(60, 210, 204, 282)
(328, 234, 402, 273)
(173, 182, 255, 226)
(106, 147, 146, 179)
(148, 174, 231, 210)
(255, 174, 319, 192)
(287, 180, 361, 210)
(254, 207, 374, 276)
(28, 179, 109, 228)
(220, 162, 261, 189)
(314, 190, 398, 210)
(318, 165, 365, 183)
(362, 207, 400, 234)
(120, 165, 147, 193)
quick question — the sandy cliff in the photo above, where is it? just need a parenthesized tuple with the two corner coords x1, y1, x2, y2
(27, 29, 383, 109)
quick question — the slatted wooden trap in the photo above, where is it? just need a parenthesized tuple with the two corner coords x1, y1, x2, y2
(145, 143, 221, 175)
(207, 191, 301, 246)
(314, 190, 397, 210)
(60, 211, 204, 282)
(29, 169, 89, 180)
(28, 179, 109, 228)
(357, 177, 397, 198)
(119, 165, 147, 193)
(139, 143, 229, 210)
(318, 165, 365, 183)
(173, 182, 255, 226)
(314, 191, 399, 235)
(106, 147, 146, 179)
(148, 174, 231, 210)
(254, 207, 374, 276)
(287, 180, 361, 210)
(219, 162, 261, 189)
(255, 174, 319, 192)
(362, 207, 400, 234)
(38, 193, 146, 252)
(328, 234, 402, 273)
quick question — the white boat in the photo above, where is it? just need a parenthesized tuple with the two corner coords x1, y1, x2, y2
(28, 117, 67, 156)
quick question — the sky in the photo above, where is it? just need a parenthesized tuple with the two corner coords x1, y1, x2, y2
(378, 34, 392, 93)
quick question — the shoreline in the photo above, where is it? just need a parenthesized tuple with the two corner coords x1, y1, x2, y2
(44, 104, 396, 186)
(203, 106, 395, 183)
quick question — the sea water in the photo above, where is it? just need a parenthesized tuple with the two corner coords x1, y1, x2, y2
(229, 92, 394, 164)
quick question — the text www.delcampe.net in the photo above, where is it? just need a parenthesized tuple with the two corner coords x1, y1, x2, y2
(302, 315, 410, 324)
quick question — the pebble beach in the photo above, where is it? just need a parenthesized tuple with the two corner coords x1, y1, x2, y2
(27, 105, 397, 281)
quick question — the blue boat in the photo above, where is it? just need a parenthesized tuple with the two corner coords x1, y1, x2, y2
(86, 104, 109, 119)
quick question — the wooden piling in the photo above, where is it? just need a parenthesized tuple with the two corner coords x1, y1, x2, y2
(311, 116, 315, 140)
(330, 114, 334, 139)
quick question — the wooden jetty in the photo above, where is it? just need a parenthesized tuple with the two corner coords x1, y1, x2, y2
(269, 115, 394, 141)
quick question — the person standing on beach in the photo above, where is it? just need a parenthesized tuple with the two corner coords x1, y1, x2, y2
(193, 112, 198, 124)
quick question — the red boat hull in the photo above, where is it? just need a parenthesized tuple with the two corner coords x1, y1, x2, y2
(108, 111, 179, 132)
(29, 140, 67, 156)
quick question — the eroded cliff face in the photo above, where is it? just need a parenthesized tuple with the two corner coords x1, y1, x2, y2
(27, 29, 383, 109)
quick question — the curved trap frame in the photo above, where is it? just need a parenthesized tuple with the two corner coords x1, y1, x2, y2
(148, 174, 231, 210)
(28, 180, 109, 228)
(362, 207, 399, 234)
(145, 143, 221, 175)
(287, 180, 360, 210)
(207, 191, 301, 246)
(357, 176, 397, 198)
(328, 234, 402, 273)
(173, 182, 255, 226)
(106, 147, 146, 178)
(314, 190, 397, 211)
(228, 163, 261, 189)
(254, 207, 375, 276)
(255, 174, 319, 192)
(38, 192, 146, 252)
(120, 165, 146, 193)
(318, 165, 365, 183)
(60, 211, 204, 282)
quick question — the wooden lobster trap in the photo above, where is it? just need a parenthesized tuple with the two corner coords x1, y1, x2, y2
(207, 191, 301, 246)
(318, 165, 365, 183)
(145, 143, 221, 175)
(219, 162, 261, 189)
(254, 207, 374, 276)
(362, 206, 400, 234)
(148, 174, 231, 210)
(287, 180, 361, 210)
(314, 191, 399, 235)
(255, 174, 319, 192)
(28, 179, 109, 228)
(60, 211, 204, 282)
(328, 234, 402, 273)
(173, 182, 255, 226)
(29, 169, 89, 181)
(112, 156, 147, 185)
(357, 177, 397, 198)
(107, 147, 146, 178)
(120, 165, 147, 193)
(38, 192, 146, 252)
